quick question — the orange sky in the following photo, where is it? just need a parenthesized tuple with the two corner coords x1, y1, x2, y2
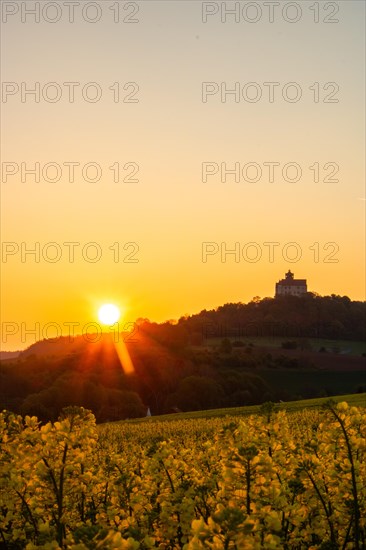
(1, 1, 365, 351)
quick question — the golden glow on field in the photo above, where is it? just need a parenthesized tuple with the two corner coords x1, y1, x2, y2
(98, 304, 121, 326)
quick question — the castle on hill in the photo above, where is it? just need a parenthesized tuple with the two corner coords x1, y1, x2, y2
(275, 270, 307, 297)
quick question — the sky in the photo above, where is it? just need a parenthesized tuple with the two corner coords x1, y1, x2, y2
(1, 0, 365, 351)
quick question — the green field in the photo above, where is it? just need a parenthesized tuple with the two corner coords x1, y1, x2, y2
(202, 336, 366, 354)
(123, 392, 366, 423)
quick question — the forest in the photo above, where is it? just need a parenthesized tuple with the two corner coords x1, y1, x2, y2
(0, 294, 365, 422)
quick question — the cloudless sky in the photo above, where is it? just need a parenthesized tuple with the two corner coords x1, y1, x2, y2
(1, 0, 365, 350)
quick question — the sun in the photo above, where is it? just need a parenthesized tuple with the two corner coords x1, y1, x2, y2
(98, 303, 121, 325)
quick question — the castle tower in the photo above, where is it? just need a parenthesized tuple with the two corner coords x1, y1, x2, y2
(275, 271, 307, 297)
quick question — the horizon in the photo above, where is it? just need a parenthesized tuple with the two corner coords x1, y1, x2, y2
(2, 290, 364, 353)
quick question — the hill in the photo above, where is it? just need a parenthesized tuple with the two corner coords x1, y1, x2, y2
(0, 351, 20, 361)
(1, 294, 365, 422)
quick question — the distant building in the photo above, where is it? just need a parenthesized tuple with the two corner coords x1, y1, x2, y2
(275, 270, 307, 297)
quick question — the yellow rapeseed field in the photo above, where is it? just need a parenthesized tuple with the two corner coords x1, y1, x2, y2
(0, 402, 365, 549)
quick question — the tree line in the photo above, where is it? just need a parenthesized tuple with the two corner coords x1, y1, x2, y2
(0, 294, 364, 421)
